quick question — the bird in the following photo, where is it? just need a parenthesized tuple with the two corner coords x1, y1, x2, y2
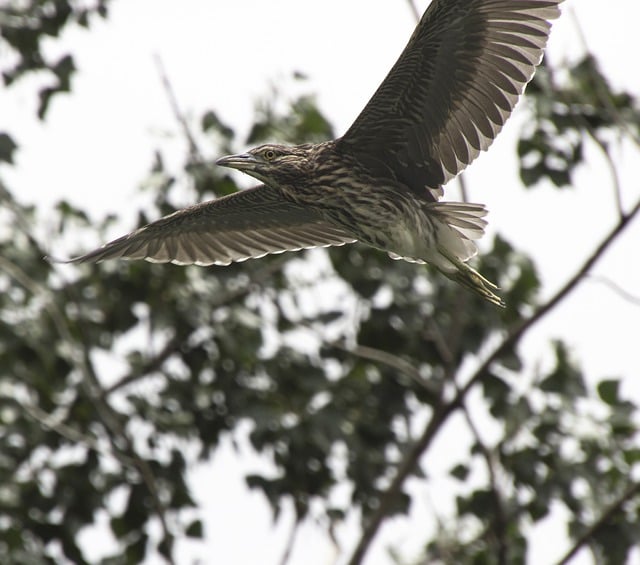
(61, 0, 563, 307)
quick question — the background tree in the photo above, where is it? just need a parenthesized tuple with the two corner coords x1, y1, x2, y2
(1, 1, 639, 564)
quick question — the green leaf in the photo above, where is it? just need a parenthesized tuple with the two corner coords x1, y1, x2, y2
(539, 341, 586, 397)
(482, 372, 510, 417)
(623, 448, 640, 466)
(0, 133, 18, 164)
(38, 54, 76, 119)
(597, 379, 620, 406)
(450, 463, 470, 481)
(110, 516, 129, 539)
(201, 110, 234, 139)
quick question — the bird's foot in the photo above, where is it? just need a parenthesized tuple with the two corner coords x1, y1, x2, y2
(437, 245, 505, 307)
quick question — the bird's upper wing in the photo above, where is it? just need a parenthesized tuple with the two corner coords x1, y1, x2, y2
(64, 186, 357, 265)
(338, 0, 562, 195)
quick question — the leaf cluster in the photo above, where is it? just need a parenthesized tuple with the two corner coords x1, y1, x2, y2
(0, 0, 110, 119)
(518, 56, 640, 188)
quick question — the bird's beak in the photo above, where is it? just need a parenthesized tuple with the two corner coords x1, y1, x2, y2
(216, 153, 258, 171)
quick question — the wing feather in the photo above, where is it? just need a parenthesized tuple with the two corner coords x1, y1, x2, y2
(64, 186, 357, 265)
(339, 0, 562, 194)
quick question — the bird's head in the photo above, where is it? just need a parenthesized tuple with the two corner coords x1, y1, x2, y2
(216, 143, 319, 187)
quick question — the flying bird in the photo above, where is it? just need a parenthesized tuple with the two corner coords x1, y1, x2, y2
(63, 0, 563, 306)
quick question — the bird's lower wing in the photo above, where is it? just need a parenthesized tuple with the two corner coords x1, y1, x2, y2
(63, 186, 357, 265)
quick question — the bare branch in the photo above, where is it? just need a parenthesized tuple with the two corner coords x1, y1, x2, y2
(545, 54, 626, 219)
(576, 120, 625, 220)
(154, 54, 203, 163)
(103, 334, 182, 397)
(458, 394, 508, 565)
(586, 275, 640, 306)
(75, 325, 178, 564)
(457, 171, 470, 204)
(329, 340, 439, 399)
(405, 0, 420, 23)
(555, 481, 640, 565)
(278, 514, 301, 565)
(346, 196, 640, 565)
(20, 400, 134, 463)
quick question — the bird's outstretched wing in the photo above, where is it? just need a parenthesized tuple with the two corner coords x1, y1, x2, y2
(63, 186, 357, 265)
(339, 0, 562, 195)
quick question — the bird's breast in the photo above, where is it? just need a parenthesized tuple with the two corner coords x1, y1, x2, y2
(293, 180, 436, 257)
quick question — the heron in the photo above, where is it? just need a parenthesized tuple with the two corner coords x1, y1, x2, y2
(62, 0, 563, 306)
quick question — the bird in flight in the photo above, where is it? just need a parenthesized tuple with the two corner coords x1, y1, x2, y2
(63, 0, 563, 307)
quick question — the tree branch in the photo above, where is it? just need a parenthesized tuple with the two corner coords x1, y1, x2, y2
(555, 481, 640, 565)
(346, 196, 640, 565)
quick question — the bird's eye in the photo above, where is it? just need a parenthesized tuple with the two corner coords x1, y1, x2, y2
(263, 149, 277, 161)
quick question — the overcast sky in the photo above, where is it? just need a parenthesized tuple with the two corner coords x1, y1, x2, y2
(2, 1, 640, 564)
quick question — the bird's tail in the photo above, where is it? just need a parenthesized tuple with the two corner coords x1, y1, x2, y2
(428, 202, 504, 307)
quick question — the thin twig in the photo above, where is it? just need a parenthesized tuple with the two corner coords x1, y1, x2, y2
(74, 317, 177, 563)
(154, 54, 203, 162)
(1, 182, 46, 254)
(568, 8, 640, 149)
(278, 514, 301, 565)
(103, 334, 182, 397)
(424, 316, 455, 368)
(0, 257, 72, 349)
(586, 275, 640, 306)
(594, 136, 624, 220)
(347, 196, 640, 565)
(458, 394, 508, 565)
(545, 54, 625, 218)
(425, 309, 509, 561)
(575, 120, 624, 220)
(329, 340, 438, 399)
(426, 312, 507, 562)
(555, 481, 640, 565)
(405, 0, 420, 23)
(458, 172, 470, 204)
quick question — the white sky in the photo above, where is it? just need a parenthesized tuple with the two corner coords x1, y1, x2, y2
(2, 1, 640, 564)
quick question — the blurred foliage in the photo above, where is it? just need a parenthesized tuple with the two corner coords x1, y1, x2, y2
(518, 56, 640, 188)
(0, 132, 18, 163)
(247, 74, 335, 145)
(0, 0, 110, 119)
(423, 341, 640, 564)
(1, 4, 640, 565)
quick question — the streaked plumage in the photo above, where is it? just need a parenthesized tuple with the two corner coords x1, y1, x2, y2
(62, 0, 563, 306)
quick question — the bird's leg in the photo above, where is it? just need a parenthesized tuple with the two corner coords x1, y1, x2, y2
(436, 244, 505, 307)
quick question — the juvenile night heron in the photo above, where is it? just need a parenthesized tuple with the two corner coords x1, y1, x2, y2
(63, 0, 563, 306)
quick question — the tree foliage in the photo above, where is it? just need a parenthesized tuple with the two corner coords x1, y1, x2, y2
(1, 3, 639, 564)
